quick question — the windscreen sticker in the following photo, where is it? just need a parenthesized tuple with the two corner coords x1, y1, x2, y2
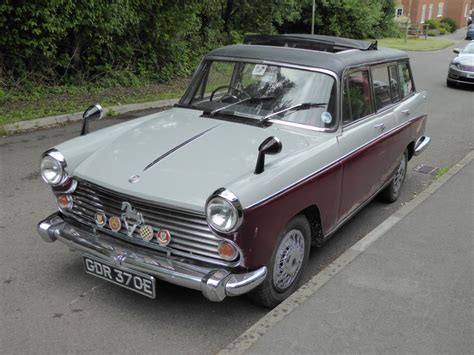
(252, 64, 267, 76)
(321, 111, 332, 124)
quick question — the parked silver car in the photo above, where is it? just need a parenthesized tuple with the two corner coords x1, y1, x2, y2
(447, 41, 474, 87)
(37, 34, 430, 307)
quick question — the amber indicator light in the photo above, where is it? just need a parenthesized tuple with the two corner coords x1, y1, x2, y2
(218, 241, 237, 260)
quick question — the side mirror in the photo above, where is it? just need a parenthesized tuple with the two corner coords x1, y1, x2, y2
(80, 104, 104, 136)
(254, 136, 282, 174)
(453, 48, 460, 54)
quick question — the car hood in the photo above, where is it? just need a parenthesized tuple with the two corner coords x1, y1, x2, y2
(455, 53, 474, 64)
(57, 108, 321, 211)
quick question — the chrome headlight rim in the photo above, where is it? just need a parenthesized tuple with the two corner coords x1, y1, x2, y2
(40, 149, 69, 186)
(205, 188, 244, 234)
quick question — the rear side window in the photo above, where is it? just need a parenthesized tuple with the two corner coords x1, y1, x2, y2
(343, 70, 373, 124)
(398, 62, 414, 98)
(371, 66, 392, 110)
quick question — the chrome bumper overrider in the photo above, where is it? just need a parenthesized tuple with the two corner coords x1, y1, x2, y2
(414, 135, 431, 156)
(37, 213, 267, 302)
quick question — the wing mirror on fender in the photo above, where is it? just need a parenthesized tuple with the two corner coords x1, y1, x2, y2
(254, 136, 282, 174)
(80, 104, 104, 136)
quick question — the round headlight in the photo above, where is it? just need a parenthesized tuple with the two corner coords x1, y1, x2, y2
(206, 189, 243, 233)
(40, 151, 67, 185)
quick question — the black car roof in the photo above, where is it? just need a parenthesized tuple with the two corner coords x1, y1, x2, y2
(206, 34, 408, 77)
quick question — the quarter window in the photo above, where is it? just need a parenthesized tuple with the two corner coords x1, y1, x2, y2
(343, 70, 373, 123)
(398, 62, 414, 98)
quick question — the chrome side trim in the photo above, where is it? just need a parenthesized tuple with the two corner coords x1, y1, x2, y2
(414, 135, 431, 156)
(247, 114, 425, 209)
(37, 213, 266, 302)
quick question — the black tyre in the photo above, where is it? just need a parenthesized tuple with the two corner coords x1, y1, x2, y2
(379, 150, 408, 203)
(249, 215, 311, 308)
(446, 79, 455, 88)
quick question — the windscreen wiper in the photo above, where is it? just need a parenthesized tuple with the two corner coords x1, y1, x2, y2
(260, 102, 327, 123)
(209, 96, 276, 116)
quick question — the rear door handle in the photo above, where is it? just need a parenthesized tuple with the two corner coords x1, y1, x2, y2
(374, 123, 385, 131)
(401, 109, 410, 115)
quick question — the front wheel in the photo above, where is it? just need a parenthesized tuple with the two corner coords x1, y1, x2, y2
(379, 150, 408, 203)
(249, 215, 310, 308)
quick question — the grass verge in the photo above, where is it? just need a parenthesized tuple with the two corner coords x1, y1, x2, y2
(0, 78, 190, 126)
(378, 37, 454, 51)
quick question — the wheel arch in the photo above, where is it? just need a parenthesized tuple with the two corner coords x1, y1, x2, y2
(296, 204, 324, 246)
(407, 141, 415, 161)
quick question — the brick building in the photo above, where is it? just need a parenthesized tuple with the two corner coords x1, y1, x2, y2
(395, 0, 473, 27)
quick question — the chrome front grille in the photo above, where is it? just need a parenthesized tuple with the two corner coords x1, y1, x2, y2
(63, 180, 238, 266)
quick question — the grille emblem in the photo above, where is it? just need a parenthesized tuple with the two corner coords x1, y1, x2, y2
(109, 216, 122, 232)
(121, 202, 144, 237)
(95, 212, 107, 227)
(139, 225, 154, 242)
(156, 229, 172, 246)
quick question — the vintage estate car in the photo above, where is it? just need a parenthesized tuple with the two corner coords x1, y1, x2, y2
(37, 34, 430, 307)
(447, 41, 474, 87)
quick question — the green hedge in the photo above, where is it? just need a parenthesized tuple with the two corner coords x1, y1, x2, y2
(0, 0, 396, 89)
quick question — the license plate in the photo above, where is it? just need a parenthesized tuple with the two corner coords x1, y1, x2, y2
(467, 73, 474, 78)
(83, 255, 156, 298)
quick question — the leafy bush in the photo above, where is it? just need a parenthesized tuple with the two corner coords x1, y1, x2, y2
(0, 0, 399, 89)
(425, 19, 441, 30)
(440, 18, 457, 33)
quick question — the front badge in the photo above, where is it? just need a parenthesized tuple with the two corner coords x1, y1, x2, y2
(109, 216, 122, 232)
(156, 229, 172, 246)
(95, 212, 107, 227)
(139, 225, 154, 242)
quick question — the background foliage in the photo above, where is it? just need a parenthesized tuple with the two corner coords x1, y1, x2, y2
(0, 0, 395, 89)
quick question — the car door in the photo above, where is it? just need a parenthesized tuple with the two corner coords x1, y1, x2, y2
(387, 60, 427, 176)
(337, 68, 390, 222)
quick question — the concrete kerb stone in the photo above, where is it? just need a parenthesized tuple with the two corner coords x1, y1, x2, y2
(0, 98, 179, 134)
(218, 150, 474, 355)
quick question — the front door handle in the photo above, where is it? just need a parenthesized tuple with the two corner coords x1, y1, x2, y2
(401, 109, 410, 115)
(374, 123, 385, 131)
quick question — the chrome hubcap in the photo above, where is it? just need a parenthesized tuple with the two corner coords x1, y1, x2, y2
(393, 154, 406, 193)
(273, 229, 305, 291)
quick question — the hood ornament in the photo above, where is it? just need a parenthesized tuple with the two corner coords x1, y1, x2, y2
(128, 175, 140, 183)
(121, 202, 144, 237)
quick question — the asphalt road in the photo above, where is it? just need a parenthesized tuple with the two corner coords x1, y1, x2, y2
(1, 32, 473, 354)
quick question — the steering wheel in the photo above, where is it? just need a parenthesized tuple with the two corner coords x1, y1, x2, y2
(209, 85, 250, 102)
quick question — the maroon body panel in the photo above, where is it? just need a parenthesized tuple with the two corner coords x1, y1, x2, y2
(236, 114, 427, 270)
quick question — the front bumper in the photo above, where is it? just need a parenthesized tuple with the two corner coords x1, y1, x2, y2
(37, 213, 267, 302)
(447, 67, 474, 84)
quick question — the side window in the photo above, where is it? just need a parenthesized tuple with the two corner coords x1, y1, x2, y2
(343, 70, 373, 124)
(371, 66, 392, 110)
(398, 62, 414, 98)
(389, 65, 400, 102)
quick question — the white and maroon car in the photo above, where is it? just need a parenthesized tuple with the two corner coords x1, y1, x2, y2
(38, 34, 430, 307)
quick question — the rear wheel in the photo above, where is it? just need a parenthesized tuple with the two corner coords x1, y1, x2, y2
(380, 150, 408, 203)
(249, 215, 310, 308)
